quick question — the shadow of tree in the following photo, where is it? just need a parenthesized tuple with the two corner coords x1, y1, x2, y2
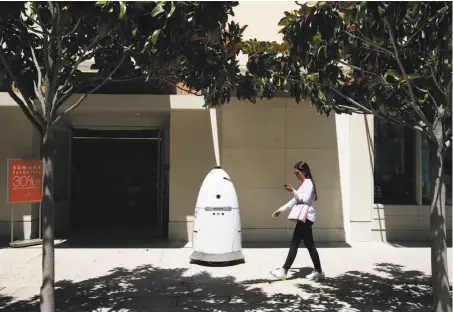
(294, 263, 432, 311)
(0, 263, 434, 311)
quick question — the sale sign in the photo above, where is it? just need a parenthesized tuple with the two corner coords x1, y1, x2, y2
(7, 159, 43, 203)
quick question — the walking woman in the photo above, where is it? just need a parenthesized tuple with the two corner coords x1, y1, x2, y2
(270, 161, 325, 281)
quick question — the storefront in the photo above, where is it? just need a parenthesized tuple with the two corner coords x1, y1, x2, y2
(0, 93, 451, 244)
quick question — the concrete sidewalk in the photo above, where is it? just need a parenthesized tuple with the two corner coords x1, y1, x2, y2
(0, 242, 451, 311)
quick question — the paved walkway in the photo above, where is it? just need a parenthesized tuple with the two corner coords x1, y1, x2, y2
(0, 242, 451, 311)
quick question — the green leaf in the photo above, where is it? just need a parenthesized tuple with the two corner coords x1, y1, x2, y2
(437, 6, 448, 15)
(278, 17, 289, 26)
(420, 93, 429, 103)
(125, 44, 134, 52)
(407, 74, 422, 80)
(96, 1, 107, 6)
(141, 41, 150, 53)
(151, 4, 165, 17)
(257, 84, 263, 98)
(151, 29, 161, 44)
(307, 73, 319, 81)
(168, 2, 176, 17)
(119, 1, 126, 19)
(378, 6, 385, 17)
(318, 90, 327, 103)
(383, 69, 401, 81)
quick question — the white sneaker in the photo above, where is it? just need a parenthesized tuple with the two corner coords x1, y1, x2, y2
(306, 270, 325, 281)
(270, 268, 287, 280)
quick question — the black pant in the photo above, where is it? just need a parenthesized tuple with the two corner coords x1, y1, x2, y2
(283, 220, 322, 273)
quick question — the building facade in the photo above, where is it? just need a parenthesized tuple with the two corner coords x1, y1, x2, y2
(0, 2, 451, 245)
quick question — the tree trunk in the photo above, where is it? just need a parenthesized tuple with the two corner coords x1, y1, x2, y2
(429, 134, 451, 312)
(40, 124, 55, 312)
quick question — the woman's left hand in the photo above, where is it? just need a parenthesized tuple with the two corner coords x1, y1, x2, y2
(285, 184, 295, 192)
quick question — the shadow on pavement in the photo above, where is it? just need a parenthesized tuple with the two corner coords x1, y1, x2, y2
(0, 263, 433, 312)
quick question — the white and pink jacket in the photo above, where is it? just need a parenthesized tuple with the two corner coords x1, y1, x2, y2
(277, 179, 316, 223)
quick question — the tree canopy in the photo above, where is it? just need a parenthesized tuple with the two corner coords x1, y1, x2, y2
(0, 1, 245, 133)
(238, 1, 452, 145)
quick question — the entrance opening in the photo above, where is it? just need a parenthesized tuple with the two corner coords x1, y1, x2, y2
(70, 129, 162, 246)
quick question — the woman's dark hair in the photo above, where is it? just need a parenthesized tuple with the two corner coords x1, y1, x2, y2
(294, 161, 318, 201)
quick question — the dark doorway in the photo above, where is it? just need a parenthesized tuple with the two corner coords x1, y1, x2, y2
(70, 129, 162, 245)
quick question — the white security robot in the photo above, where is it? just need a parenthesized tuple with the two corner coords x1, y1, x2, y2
(190, 166, 244, 263)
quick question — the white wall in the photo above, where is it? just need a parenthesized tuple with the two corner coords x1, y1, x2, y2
(335, 114, 375, 243)
(169, 98, 346, 243)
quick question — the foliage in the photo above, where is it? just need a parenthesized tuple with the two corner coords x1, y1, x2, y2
(0, 1, 245, 133)
(239, 1, 452, 145)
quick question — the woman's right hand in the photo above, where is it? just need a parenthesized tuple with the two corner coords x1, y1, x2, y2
(272, 210, 280, 219)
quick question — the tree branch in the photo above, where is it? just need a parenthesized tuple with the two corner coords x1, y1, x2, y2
(54, 85, 76, 112)
(0, 50, 45, 129)
(54, 75, 149, 114)
(335, 105, 368, 114)
(343, 31, 395, 55)
(445, 127, 451, 142)
(265, 68, 427, 133)
(337, 59, 391, 87)
(415, 86, 445, 134)
(266, 68, 376, 114)
(321, 84, 424, 132)
(327, 86, 373, 114)
(29, 42, 46, 116)
(32, 2, 51, 74)
(46, 2, 63, 120)
(384, 17, 435, 141)
(7, 87, 44, 135)
(337, 59, 380, 78)
(430, 65, 448, 96)
(21, 17, 82, 39)
(53, 55, 127, 123)
(401, 22, 428, 50)
(415, 86, 440, 112)
(111, 76, 147, 83)
(53, 35, 101, 112)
